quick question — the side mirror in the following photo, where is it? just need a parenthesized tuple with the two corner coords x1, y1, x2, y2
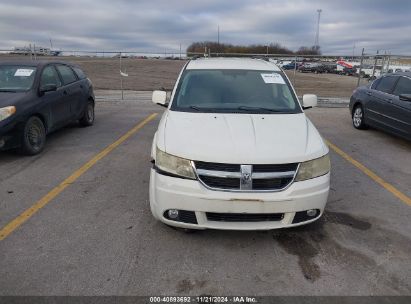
(152, 90, 168, 107)
(399, 94, 411, 102)
(39, 84, 57, 94)
(302, 94, 318, 109)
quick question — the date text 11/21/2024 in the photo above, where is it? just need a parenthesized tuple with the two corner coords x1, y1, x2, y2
(149, 296, 258, 303)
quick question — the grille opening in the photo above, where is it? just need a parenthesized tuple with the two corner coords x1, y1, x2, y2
(200, 176, 240, 189)
(195, 161, 240, 172)
(253, 163, 298, 172)
(252, 178, 293, 190)
(206, 212, 284, 222)
(194, 161, 298, 191)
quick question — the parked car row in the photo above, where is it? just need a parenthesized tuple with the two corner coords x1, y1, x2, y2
(350, 72, 411, 141)
(280, 61, 338, 74)
(0, 61, 95, 155)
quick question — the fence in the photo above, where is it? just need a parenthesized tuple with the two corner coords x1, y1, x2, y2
(1, 49, 410, 99)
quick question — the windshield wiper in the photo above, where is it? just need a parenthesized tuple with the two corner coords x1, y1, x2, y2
(189, 106, 214, 112)
(0, 89, 18, 92)
(237, 106, 281, 112)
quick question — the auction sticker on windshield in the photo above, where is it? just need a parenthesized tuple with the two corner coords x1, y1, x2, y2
(261, 73, 285, 84)
(14, 69, 35, 77)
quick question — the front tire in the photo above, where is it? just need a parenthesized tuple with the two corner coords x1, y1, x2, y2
(79, 101, 95, 127)
(352, 104, 368, 130)
(19, 116, 46, 155)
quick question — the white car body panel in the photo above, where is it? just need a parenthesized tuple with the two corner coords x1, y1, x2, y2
(161, 111, 328, 164)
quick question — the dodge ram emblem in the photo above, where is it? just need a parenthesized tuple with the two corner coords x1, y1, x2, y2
(240, 165, 253, 190)
(242, 173, 250, 180)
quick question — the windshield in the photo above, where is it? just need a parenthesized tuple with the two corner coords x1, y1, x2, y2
(0, 65, 37, 92)
(171, 69, 301, 114)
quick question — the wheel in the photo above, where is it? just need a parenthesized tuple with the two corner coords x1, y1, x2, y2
(79, 101, 95, 126)
(352, 105, 368, 130)
(19, 116, 46, 155)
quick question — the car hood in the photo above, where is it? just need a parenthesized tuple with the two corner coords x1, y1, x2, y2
(0, 91, 29, 108)
(158, 111, 328, 164)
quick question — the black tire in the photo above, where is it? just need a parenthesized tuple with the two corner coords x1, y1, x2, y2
(79, 101, 95, 127)
(352, 104, 368, 130)
(19, 116, 46, 155)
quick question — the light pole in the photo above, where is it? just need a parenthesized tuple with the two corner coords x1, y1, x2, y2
(217, 25, 220, 56)
(314, 9, 322, 50)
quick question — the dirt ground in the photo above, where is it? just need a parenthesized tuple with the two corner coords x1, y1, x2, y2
(1, 55, 369, 97)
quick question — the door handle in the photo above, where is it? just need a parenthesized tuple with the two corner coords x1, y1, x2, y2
(384, 98, 392, 103)
(366, 92, 372, 96)
(63, 90, 68, 95)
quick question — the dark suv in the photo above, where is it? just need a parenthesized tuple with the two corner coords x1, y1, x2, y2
(0, 61, 95, 155)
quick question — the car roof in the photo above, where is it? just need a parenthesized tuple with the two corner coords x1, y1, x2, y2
(186, 57, 281, 71)
(0, 60, 77, 68)
(384, 72, 411, 77)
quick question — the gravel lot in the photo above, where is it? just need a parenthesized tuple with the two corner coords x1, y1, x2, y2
(0, 98, 410, 296)
(1, 55, 369, 97)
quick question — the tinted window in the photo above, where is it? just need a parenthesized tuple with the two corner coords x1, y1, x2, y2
(73, 67, 86, 79)
(40, 66, 62, 88)
(56, 65, 77, 85)
(171, 70, 301, 114)
(375, 76, 398, 94)
(392, 77, 411, 96)
(0, 66, 36, 91)
(371, 78, 381, 90)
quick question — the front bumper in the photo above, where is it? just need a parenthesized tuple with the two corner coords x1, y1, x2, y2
(149, 169, 330, 230)
(0, 123, 19, 151)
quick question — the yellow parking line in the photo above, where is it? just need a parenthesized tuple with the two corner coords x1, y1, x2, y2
(0, 113, 158, 241)
(326, 140, 411, 207)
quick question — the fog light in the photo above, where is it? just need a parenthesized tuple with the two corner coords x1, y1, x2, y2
(168, 209, 179, 219)
(0, 139, 5, 148)
(307, 209, 317, 217)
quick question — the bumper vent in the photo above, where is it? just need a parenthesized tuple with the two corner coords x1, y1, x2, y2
(206, 212, 284, 222)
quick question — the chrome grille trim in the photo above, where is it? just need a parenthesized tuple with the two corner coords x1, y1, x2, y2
(196, 169, 295, 179)
(196, 169, 241, 178)
(252, 171, 295, 179)
(192, 161, 299, 192)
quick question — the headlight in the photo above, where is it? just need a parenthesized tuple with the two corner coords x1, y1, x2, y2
(295, 154, 330, 181)
(0, 106, 16, 122)
(155, 147, 196, 179)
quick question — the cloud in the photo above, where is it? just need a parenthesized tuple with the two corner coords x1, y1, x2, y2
(0, 0, 409, 55)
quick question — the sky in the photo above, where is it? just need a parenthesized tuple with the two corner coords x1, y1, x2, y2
(0, 0, 410, 55)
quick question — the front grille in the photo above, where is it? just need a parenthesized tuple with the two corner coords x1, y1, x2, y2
(194, 161, 298, 191)
(200, 176, 240, 189)
(195, 161, 240, 172)
(206, 212, 284, 222)
(252, 177, 293, 190)
(253, 163, 298, 172)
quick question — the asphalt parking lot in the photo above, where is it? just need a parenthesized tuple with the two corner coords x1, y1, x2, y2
(0, 97, 410, 296)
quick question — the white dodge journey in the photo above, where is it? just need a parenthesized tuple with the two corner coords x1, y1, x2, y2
(149, 58, 330, 230)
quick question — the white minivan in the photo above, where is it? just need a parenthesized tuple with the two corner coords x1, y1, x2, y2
(150, 58, 330, 230)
